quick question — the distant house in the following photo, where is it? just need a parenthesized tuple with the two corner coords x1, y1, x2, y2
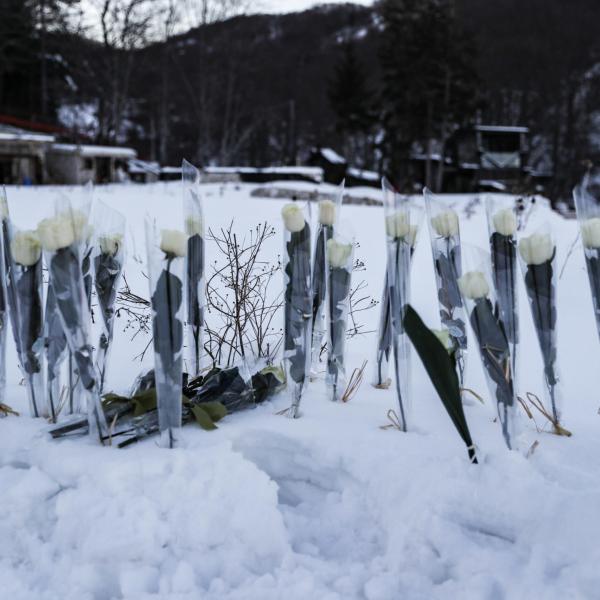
(202, 166, 324, 185)
(160, 166, 182, 181)
(128, 158, 160, 183)
(0, 124, 55, 184)
(443, 125, 542, 192)
(46, 143, 137, 184)
(345, 167, 380, 189)
(308, 147, 347, 184)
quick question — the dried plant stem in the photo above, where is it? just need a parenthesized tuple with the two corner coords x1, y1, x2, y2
(341, 360, 367, 403)
(518, 392, 572, 437)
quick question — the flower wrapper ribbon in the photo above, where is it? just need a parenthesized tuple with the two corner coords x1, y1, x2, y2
(425, 187, 467, 387)
(383, 184, 412, 430)
(146, 220, 186, 448)
(373, 179, 421, 389)
(183, 159, 205, 377)
(458, 260, 518, 450)
(518, 229, 561, 425)
(326, 235, 354, 401)
(311, 180, 344, 371)
(282, 202, 312, 417)
(486, 197, 520, 394)
(94, 203, 125, 393)
(41, 206, 108, 440)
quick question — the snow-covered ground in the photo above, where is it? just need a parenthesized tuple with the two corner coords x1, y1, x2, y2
(2, 181, 600, 600)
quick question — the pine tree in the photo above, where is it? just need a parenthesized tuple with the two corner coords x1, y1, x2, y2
(328, 40, 375, 167)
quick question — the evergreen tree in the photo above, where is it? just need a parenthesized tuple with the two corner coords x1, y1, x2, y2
(328, 40, 375, 167)
(379, 0, 479, 189)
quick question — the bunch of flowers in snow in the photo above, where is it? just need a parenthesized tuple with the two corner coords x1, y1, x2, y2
(41, 208, 108, 439)
(518, 230, 562, 427)
(381, 179, 413, 430)
(282, 202, 312, 417)
(458, 262, 517, 449)
(94, 205, 125, 393)
(146, 223, 186, 447)
(311, 182, 344, 371)
(10, 229, 45, 417)
(425, 188, 467, 386)
(183, 159, 205, 377)
(326, 236, 353, 401)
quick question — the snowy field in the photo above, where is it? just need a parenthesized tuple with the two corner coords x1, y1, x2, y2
(2, 181, 600, 600)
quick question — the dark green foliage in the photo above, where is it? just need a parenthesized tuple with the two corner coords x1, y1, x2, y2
(327, 264, 352, 396)
(94, 250, 122, 332)
(15, 261, 43, 376)
(311, 224, 332, 328)
(490, 232, 518, 344)
(403, 305, 477, 462)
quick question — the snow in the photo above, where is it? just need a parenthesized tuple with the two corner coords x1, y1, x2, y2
(347, 167, 379, 181)
(0, 124, 55, 143)
(319, 147, 346, 165)
(50, 144, 137, 159)
(1, 183, 600, 599)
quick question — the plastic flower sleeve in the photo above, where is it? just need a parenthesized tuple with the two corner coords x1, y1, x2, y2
(311, 180, 344, 370)
(8, 227, 45, 418)
(146, 219, 186, 448)
(383, 183, 412, 430)
(485, 196, 520, 393)
(424, 187, 467, 386)
(182, 159, 205, 377)
(373, 179, 422, 389)
(94, 203, 125, 393)
(574, 167, 600, 340)
(326, 232, 354, 401)
(458, 247, 518, 449)
(517, 224, 562, 426)
(45, 281, 67, 420)
(0, 190, 9, 407)
(281, 202, 312, 417)
(39, 204, 108, 440)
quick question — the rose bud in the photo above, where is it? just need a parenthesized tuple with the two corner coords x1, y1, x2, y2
(160, 229, 187, 257)
(11, 230, 41, 266)
(185, 215, 203, 237)
(458, 270, 490, 299)
(385, 211, 410, 239)
(327, 239, 353, 268)
(431, 210, 459, 238)
(99, 233, 123, 257)
(281, 203, 306, 233)
(492, 208, 517, 236)
(518, 233, 554, 265)
(37, 216, 76, 251)
(318, 200, 336, 226)
(580, 217, 600, 249)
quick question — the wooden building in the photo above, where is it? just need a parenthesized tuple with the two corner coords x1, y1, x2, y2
(0, 125, 54, 184)
(46, 143, 137, 184)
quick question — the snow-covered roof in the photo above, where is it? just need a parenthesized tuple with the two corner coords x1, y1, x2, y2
(50, 143, 137, 158)
(128, 159, 160, 175)
(347, 167, 379, 182)
(318, 147, 346, 165)
(160, 166, 182, 174)
(476, 125, 529, 134)
(478, 179, 507, 191)
(0, 124, 54, 143)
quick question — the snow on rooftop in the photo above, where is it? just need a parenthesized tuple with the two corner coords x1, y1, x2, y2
(51, 143, 137, 159)
(476, 125, 529, 134)
(128, 158, 160, 175)
(347, 167, 379, 182)
(0, 124, 54, 143)
(319, 147, 346, 164)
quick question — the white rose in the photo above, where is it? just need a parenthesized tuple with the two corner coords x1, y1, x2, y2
(56, 210, 92, 243)
(581, 217, 600, 249)
(431, 328, 453, 353)
(431, 210, 459, 238)
(160, 229, 187, 257)
(518, 233, 554, 265)
(281, 203, 305, 233)
(407, 224, 418, 248)
(0, 195, 8, 220)
(319, 200, 336, 226)
(492, 208, 517, 236)
(37, 216, 76, 251)
(99, 233, 123, 256)
(327, 238, 353, 268)
(385, 211, 410, 239)
(458, 271, 490, 299)
(185, 215, 203, 237)
(11, 230, 41, 266)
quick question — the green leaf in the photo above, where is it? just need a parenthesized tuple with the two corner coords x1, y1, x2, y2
(132, 389, 157, 417)
(200, 401, 228, 422)
(403, 305, 477, 463)
(190, 405, 218, 430)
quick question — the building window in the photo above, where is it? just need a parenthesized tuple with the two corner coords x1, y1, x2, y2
(83, 157, 94, 170)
